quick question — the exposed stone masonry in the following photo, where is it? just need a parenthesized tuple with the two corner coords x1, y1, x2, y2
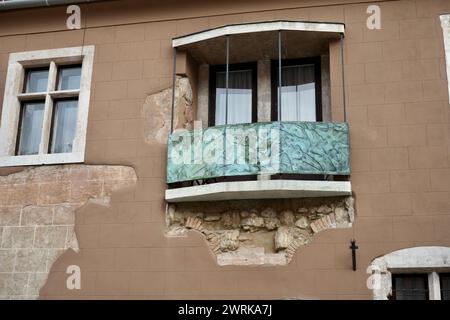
(167, 196, 355, 266)
(142, 76, 194, 144)
(0, 165, 136, 299)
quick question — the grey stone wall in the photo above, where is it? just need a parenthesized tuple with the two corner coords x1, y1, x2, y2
(0, 165, 136, 299)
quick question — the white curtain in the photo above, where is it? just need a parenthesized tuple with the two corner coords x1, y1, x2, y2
(215, 70, 252, 125)
(18, 102, 45, 155)
(51, 100, 78, 154)
(280, 64, 316, 122)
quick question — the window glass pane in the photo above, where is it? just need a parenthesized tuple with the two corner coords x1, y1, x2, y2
(50, 100, 78, 154)
(25, 69, 49, 93)
(440, 274, 450, 300)
(17, 102, 45, 155)
(215, 69, 252, 125)
(280, 64, 316, 122)
(58, 66, 81, 90)
(392, 275, 428, 300)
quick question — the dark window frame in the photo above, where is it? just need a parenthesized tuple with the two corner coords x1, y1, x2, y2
(439, 273, 450, 300)
(270, 57, 322, 122)
(391, 274, 429, 300)
(208, 62, 258, 127)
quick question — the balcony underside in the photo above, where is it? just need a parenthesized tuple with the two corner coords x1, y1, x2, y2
(165, 179, 352, 203)
(172, 20, 344, 65)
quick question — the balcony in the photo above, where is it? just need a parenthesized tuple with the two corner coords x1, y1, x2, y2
(166, 121, 351, 202)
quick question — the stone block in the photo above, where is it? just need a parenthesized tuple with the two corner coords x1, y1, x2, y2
(68, 166, 89, 181)
(241, 215, 264, 232)
(1, 227, 35, 249)
(27, 273, 48, 297)
(0, 273, 7, 296)
(204, 213, 220, 222)
(70, 180, 103, 203)
(295, 216, 309, 229)
(34, 226, 67, 249)
(14, 249, 47, 272)
(0, 249, 16, 272)
(218, 230, 240, 252)
(264, 217, 280, 231)
(274, 226, 294, 251)
(260, 207, 276, 218)
(8, 184, 39, 206)
(222, 211, 240, 229)
(5, 273, 28, 297)
(52, 204, 76, 225)
(0, 207, 21, 226)
(21, 206, 53, 226)
(37, 182, 70, 205)
(279, 210, 295, 225)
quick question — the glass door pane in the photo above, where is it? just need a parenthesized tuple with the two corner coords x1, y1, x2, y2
(280, 64, 316, 122)
(215, 69, 253, 125)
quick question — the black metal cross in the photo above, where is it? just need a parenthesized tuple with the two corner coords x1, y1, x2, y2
(349, 239, 358, 271)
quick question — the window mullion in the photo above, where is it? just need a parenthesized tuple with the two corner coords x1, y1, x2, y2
(39, 94, 53, 154)
(39, 61, 57, 155)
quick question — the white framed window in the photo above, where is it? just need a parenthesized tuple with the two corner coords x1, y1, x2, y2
(369, 246, 450, 300)
(441, 14, 450, 101)
(0, 46, 95, 167)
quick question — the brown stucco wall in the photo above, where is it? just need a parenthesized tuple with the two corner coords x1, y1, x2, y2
(1, 0, 450, 299)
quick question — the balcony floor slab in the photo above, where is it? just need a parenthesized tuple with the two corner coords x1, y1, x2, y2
(165, 179, 352, 203)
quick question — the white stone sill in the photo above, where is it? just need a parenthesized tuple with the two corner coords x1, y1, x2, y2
(165, 179, 352, 203)
(0, 152, 84, 167)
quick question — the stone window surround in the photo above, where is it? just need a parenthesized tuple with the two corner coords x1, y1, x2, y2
(369, 246, 450, 300)
(441, 14, 450, 103)
(0, 46, 95, 167)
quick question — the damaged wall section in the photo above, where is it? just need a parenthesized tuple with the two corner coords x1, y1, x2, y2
(142, 76, 194, 145)
(166, 196, 355, 266)
(0, 165, 136, 299)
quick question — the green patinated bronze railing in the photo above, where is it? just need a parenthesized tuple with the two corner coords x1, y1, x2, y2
(167, 121, 350, 184)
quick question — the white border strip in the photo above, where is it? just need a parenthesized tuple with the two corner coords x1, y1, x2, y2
(441, 15, 450, 103)
(172, 21, 345, 48)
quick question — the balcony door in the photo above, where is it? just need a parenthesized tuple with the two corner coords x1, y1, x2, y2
(209, 62, 257, 126)
(271, 57, 322, 122)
